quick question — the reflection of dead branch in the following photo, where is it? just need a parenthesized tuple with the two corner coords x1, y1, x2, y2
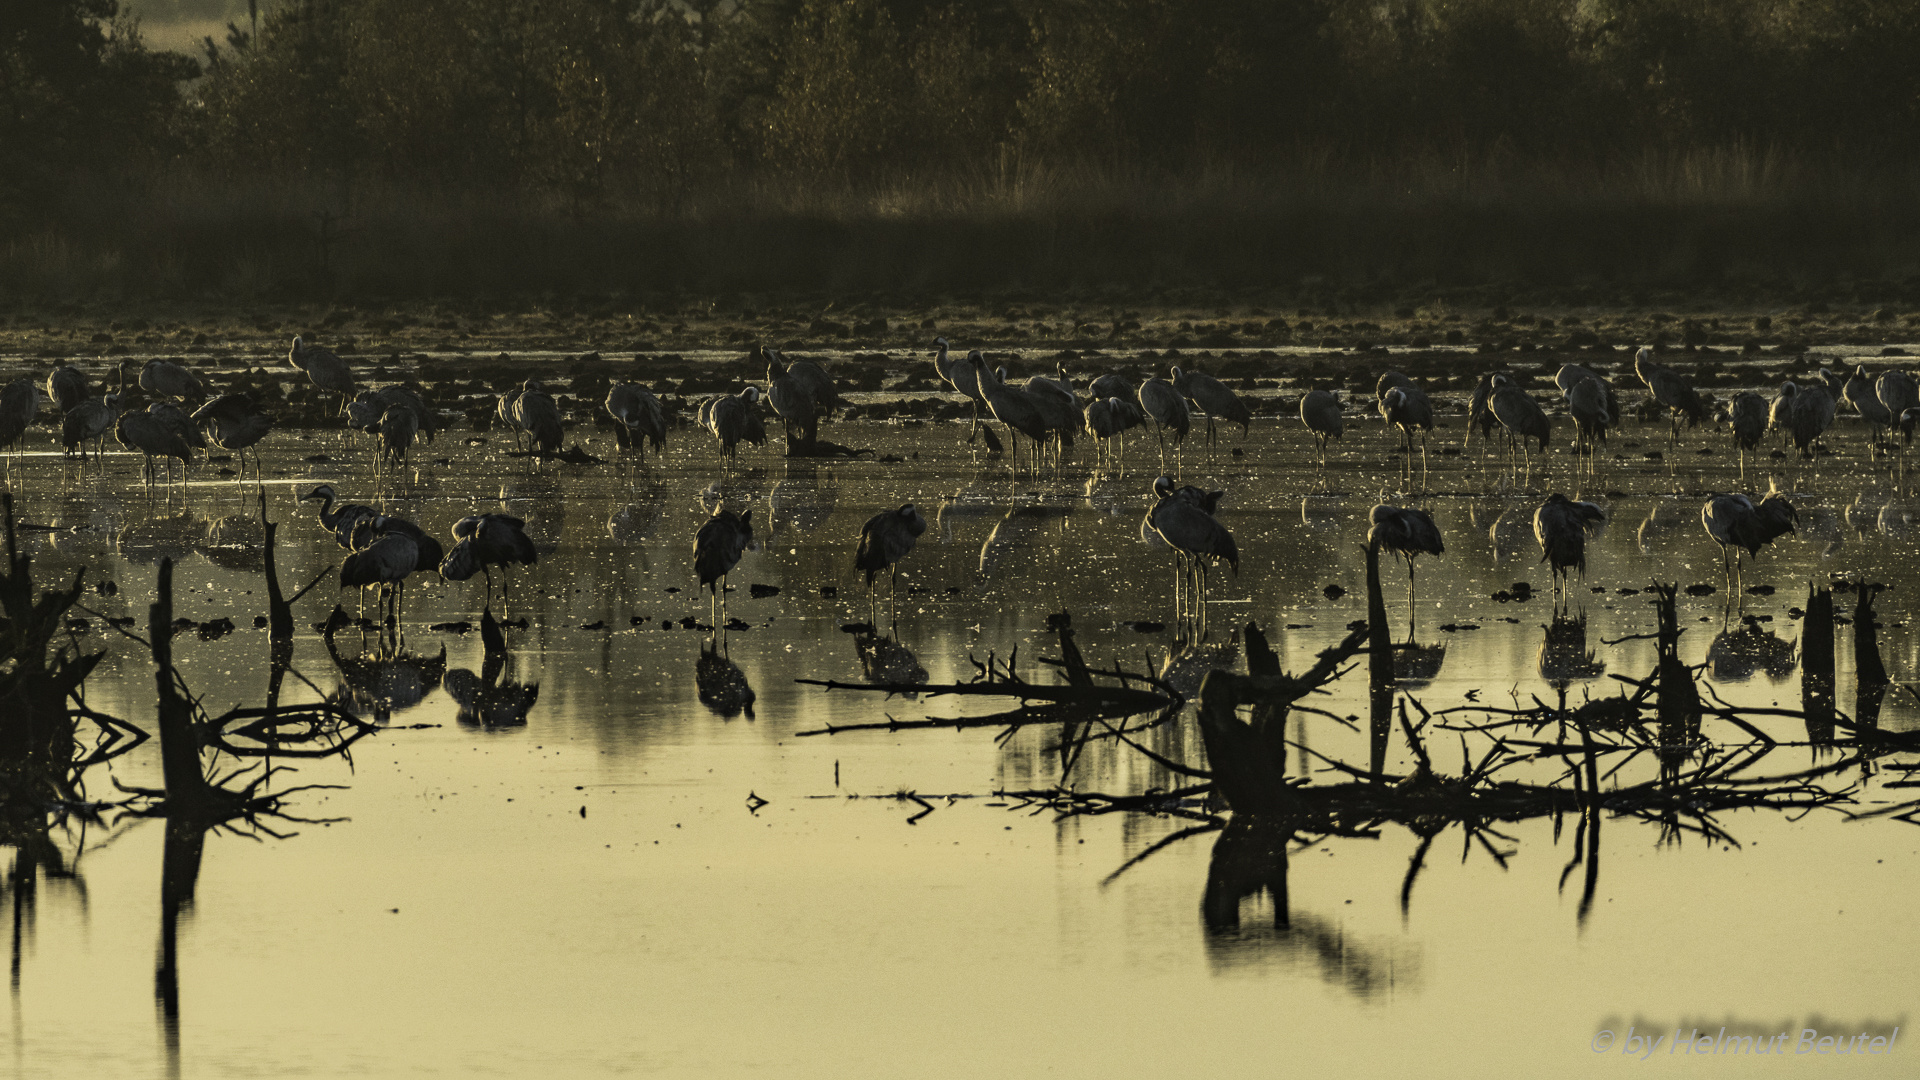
(796, 616, 1176, 737)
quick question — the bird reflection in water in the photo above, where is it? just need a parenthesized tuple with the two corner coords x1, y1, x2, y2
(606, 479, 669, 546)
(116, 509, 205, 565)
(324, 617, 447, 723)
(1391, 638, 1447, 688)
(854, 631, 927, 697)
(444, 658, 540, 729)
(1537, 612, 1606, 690)
(696, 639, 756, 719)
(194, 513, 268, 572)
(1200, 821, 1415, 994)
(1704, 617, 1797, 683)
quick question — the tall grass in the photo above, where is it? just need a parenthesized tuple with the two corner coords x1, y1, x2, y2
(8, 146, 1920, 303)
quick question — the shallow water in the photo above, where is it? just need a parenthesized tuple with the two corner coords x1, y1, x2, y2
(4, 385, 1919, 1078)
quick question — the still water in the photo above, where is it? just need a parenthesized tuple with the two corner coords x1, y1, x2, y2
(4, 375, 1918, 1078)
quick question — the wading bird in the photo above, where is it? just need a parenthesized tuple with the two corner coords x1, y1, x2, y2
(511, 380, 563, 458)
(349, 385, 438, 444)
(61, 392, 118, 460)
(1702, 492, 1797, 588)
(1084, 396, 1143, 465)
(1367, 504, 1444, 622)
(1634, 347, 1710, 443)
(341, 518, 427, 626)
(855, 503, 928, 625)
(971, 355, 1048, 470)
(1877, 371, 1918, 442)
(764, 359, 819, 448)
(1565, 376, 1612, 454)
(114, 407, 194, 488)
(1299, 389, 1344, 464)
(379, 404, 419, 472)
(439, 513, 538, 607)
(1533, 493, 1607, 599)
(1488, 376, 1552, 464)
(0, 379, 44, 474)
(1021, 375, 1079, 461)
(1137, 377, 1191, 468)
(289, 336, 356, 416)
(1145, 475, 1237, 632)
(45, 365, 89, 412)
(931, 339, 986, 438)
(1379, 383, 1434, 462)
(1724, 391, 1769, 473)
(1466, 373, 1502, 449)
(1171, 366, 1252, 444)
(605, 381, 668, 462)
(139, 359, 205, 406)
(1774, 380, 1836, 460)
(302, 484, 379, 548)
(496, 384, 526, 451)
(190, 393, 274, 481)
(1842, 365, 1893, 444)
(694, 506, 754, 628)
(704, 386, 766, 462)
(1555, 363, 1620, 425)
(1087, 372, 1134, 404)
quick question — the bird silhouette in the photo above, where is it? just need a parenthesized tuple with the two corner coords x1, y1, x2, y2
(439, 512, 538, 608)
(139, 360, 205, 406)
(0, 378, 45, 477)
(1774, 380, 1836, 460)
(61, 392, 118, 461)
(703, 386, 766, 462)
(855, 503, 927, 626)
(1367, 504, 1444, 625)
(1488, 376, 1552, 463)
(605, 381, 668, 462)
(1298, 389, 1344, 464)
(1842, 365, 1892, 444)
(44, 364, 90, 412)
(1171, 366, 1252, 444)
(511, 380, 564, 458)
(1563, 376, 1613, 454)
(114, 408, 193, 488)
(1634, 347, 1710, 443)
(931, 338, 987, 438)
(1137, 377, 1191, 470)
(1532, 493, 1606, 599)
(972, 355, 1048, 471)
(301, 484, 378, 548)
(289, 336, 356, 416)
(1378, 382, 1434, 462)
(1877, 371, 1918, 443)
(1084, 396, 1144, 466)
(190, 393, 273, 482)
(694, 506, 754, 628)
(1724, 391, 1769, 474)
(1701, 492, 1797, 587)
(1145, 475, 1237, 632)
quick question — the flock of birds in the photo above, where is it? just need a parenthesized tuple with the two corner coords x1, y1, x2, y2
(0, 333, 1912, 633)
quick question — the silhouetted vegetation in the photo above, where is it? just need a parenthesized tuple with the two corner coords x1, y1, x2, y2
(9, 0, 1920, 297)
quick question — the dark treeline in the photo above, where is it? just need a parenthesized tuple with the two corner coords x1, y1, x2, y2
(7, 0, 1920, 297)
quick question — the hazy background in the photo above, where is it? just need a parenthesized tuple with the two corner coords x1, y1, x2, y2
(9, 0, 1920, 300)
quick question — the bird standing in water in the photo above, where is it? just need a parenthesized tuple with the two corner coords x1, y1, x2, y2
(694, 506, 754, 629)
(1533, 494, 1606, 601)
(1367, 503, 1444, 627)
(1145, 475, 1237, 633)
(855, 504, 927, 627)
